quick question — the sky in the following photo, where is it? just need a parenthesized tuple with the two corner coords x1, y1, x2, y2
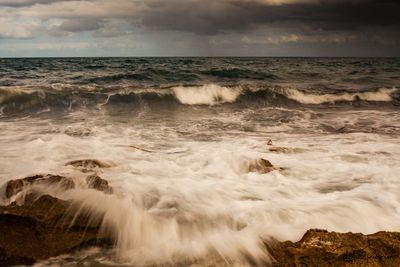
(0, 0, 399, 57)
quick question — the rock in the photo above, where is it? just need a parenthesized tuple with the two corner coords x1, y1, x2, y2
(268, 146, 306, 154)
(3, 174, 113, 202)
(266, 229, 400, 266)
(86, 175, 113, 193)
(268, 146, 290, 153)
(0, 194, 112, 266)
(4, 174, 75, 199)
(67, 159, 113, 173)
(243, 158, 276, 174)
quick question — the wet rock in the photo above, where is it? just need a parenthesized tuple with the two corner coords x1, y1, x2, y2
(244, 158, 276, 174)
(64, 127, 92, 137)
(86, 175, 113, 193)
(268, 146, 306, 153)
(268, 146, 291, 153)
(266, 229, 400, 267)
(0, 194, 112, 266)
(4, 174, 75, 199)
(67, 159, 113, 173)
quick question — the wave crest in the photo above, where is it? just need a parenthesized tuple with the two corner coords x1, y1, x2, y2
(172, 84, 242, 105)
(284, 87, 397, 105)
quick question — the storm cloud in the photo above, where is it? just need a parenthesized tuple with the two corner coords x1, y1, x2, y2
(139, 0, 400, 35)
(0, 0, 399, 56)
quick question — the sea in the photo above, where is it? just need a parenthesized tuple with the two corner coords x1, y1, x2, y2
(0, 57, 400, 266)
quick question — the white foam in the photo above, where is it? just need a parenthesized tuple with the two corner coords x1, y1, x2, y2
(1, 108, 400, 265)
(284, 87, 397, 104)
(172, 84, 242, 105)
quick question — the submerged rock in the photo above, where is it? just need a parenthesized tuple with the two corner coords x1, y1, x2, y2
(266, 229, 400, 266)
(268, 146, 305, 153)
(86, 175, 113, 193)
(4, 174, 75, 199)
(66, 159, 113, 172)
(0, 193, 112, 266)
(243, 158, 276, 174)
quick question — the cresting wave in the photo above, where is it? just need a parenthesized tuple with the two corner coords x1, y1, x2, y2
(105, 85, 399, 107)
(1, 85, 398, 115)
(284, 87, 398, 105)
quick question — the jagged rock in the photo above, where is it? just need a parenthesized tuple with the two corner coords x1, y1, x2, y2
(243, 158, 276, 174)
(266, 229, 400, 267)
(4, 174, 75, 199)
(86, 175, 113, 193)
(0, 194, 112, 266)
(67, 159, 113, 173)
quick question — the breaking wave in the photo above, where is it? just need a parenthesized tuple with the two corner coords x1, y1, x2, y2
(284, 87, 398, 105)
(105, 85, 399, 107)
(172, 84, 242, 105)
(1, 84, 398, 115)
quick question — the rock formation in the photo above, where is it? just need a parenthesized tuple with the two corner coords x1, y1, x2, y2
(266, 229, 400, 266)
(0, 174, 114, 266)
(66, 159, 113, 172)
(242, 158, 278, 174)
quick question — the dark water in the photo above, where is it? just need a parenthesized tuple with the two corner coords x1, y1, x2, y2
(0, 57, 399, 116)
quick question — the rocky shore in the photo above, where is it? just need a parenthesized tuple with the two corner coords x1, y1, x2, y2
(1, 164, 400, 266)
(0, 172, 113, 266)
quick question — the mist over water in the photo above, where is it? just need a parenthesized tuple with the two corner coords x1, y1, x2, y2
(1, 58, 400, 266)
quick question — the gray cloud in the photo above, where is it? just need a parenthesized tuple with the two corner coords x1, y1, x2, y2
(138, 0, 400, 35)
(93, 27, 127, 38)
(1, 0, 399, 56)
(59, 18, 102, 32)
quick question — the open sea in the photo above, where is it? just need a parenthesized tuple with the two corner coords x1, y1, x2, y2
(1, 57, 400, 266)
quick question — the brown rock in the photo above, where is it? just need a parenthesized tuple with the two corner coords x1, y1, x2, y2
(268, 146, 305, 153)
(266, 229, 400, 266)
(268, 146, 290, 153)
(4, 174, 75, 199)
(0, 194, 112, 266)
(244, 158, 276, 174)
(67, 159, 112, 171)
(86, 175, 113, 193)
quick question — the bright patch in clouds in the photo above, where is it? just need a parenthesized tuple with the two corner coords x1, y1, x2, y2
(0, 18, 34, 39)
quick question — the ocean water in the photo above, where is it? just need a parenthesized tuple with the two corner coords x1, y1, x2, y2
(0, 57, 400, 266)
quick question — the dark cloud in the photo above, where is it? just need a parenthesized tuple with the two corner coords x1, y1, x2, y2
(139, 0, 400, 36)
(59, 18, 102, 32)
(1, 0, 398, 56)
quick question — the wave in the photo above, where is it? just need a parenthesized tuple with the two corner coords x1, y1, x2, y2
(0, 87, 100, 115)
(106, 85, 398, 107)
(1, 85, 398, 116)
(0, 87, 47, 113)
(172, 84, 242, 105)
(284, 87, 398, 105)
